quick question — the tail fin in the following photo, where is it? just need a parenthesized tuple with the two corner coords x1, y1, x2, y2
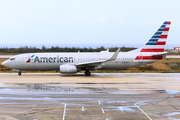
(140, 21, 171, 52)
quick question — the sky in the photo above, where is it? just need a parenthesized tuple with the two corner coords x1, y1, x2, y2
(0, 0, 179, 49)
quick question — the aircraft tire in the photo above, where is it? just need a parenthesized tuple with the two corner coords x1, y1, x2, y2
(18, 72, 21, 76)
(85, 70, 91, 76)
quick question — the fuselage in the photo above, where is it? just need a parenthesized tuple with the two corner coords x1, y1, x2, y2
(2, 49, 164, 71)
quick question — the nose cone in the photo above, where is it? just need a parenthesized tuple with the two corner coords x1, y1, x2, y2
(2, 60, 9, 68)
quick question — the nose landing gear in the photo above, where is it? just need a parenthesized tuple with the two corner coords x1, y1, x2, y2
(85, 70, 91, 76)
(12, 69, 21, 76)
(18, 71, 21, 76)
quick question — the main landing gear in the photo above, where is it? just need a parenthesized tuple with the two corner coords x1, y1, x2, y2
(18, 71, 21, 76)
(85, 70, 91, 76)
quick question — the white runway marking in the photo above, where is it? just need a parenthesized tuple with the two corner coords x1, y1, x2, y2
(118, 107, 123, 111)
(135, 102, 152, 120)
(81, 106, 85, 111)
(98, 101, 101, 105)
(101, 108, 105, 114)
(62, 104, 66, 120)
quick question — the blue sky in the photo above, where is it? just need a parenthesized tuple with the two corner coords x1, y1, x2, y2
(0, 0, 179, 48)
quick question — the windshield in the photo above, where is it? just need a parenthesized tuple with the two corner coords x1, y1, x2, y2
(9, 58, 15, 61)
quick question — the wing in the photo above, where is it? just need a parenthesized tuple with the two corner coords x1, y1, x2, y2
(76, 48, 120, 70)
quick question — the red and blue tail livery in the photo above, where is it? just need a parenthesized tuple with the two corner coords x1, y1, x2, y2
(141, 21, 171, 52)
(135, 21, 171, 61)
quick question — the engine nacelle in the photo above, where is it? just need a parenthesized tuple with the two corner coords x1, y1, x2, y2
(60, 65, 77, 73)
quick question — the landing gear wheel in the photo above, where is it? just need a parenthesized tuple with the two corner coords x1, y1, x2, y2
(85, 70, 91, 76)
(18, 72, 21, 76)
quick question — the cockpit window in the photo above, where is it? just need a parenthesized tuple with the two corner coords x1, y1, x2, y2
(10, 58, 15, 61)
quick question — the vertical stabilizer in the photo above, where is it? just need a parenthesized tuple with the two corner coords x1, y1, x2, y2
(140, 21, 171, 52)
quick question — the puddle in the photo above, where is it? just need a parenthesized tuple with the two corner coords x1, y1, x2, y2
(0, 82, 179, 95)
(0, 83, 120, 94)
(105, 105, 136, 112)
(166, 90, 180, 95)
(151, 112, 180, 120)
(48, 82, 148, 85)
(119, 106, 137, 112)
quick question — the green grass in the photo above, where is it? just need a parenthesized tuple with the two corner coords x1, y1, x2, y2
(142, 70, 145, 72)
(171, 66, 180, 70)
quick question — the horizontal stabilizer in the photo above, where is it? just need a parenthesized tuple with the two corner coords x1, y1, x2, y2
(152, 51, 177, 56)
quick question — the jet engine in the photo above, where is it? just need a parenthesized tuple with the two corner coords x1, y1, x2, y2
(60, 65, 77, 73)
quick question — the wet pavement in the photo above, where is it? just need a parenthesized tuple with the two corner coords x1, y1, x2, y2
(0, 73, 180, 120)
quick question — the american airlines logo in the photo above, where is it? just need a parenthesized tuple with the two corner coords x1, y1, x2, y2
(34, 56, 73, 63)
(26, 54, 35, 63)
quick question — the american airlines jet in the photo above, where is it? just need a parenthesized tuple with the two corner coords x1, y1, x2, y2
(2, 21, 171, 76)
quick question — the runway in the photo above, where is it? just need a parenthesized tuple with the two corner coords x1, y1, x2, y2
(0, 73, 180, 120)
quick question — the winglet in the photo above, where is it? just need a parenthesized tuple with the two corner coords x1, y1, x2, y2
(108, 48, 120, 61)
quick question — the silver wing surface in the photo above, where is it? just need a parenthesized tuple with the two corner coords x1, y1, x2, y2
(75, 48, 120, 70)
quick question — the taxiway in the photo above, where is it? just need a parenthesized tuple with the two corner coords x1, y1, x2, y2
(0, 73, 180, 120)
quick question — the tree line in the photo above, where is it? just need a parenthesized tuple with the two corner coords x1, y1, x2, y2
(0, 46, 136, 53)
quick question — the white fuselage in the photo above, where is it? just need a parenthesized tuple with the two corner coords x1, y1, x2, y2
(2, 49, 162, 71)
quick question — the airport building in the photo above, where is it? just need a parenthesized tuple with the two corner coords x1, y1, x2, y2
(174, 46, 180, 51)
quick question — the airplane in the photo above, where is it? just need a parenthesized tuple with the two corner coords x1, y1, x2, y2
(2, 21, 171, 76)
